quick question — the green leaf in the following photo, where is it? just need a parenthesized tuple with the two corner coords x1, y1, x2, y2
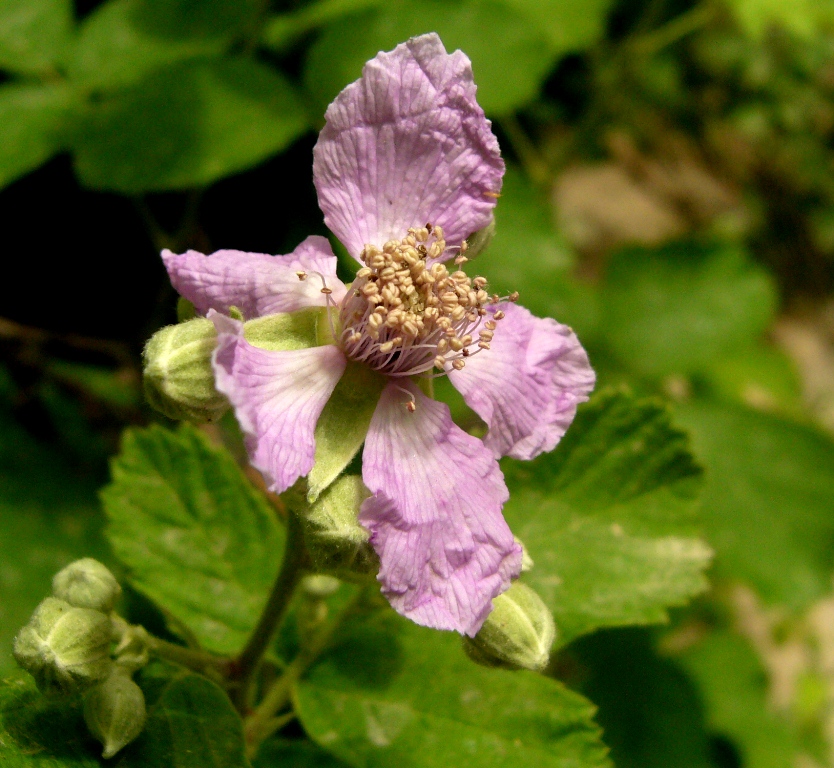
(295, 610, 610, 768)
(726, 0, 834, 39)
(0, 673, 100, 766)
(502, 389, 711, 648)
(255, 737, 350, 768)
(679, 630, 799, 768)
(73, 57, 308, 193)
(303, 0, 556, 115)
(0, 408, 105, 677)
(0, 82, 77, 189)
(675, 400, 834, 609)
(308, 362, 386, 502)
(101, 423, 284, 654)
(601, 241, 777, 378)
(0, 668, 249, 767)
(124, 668, 249, 767)
(0, 0, 73, 75)
(570, 629, 714, 768)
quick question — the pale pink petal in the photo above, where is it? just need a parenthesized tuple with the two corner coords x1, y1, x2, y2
(163, 236, 347, 320)
(313, 33, 504, 260)
(359, 379, 522, 636)
(210, 312, 346, 494)
(449, 302, 595, 461)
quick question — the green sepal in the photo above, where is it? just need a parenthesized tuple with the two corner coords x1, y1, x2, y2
(307, 361, 385, 502)
(299, 474, 378, 579)
(243, 307, 326, 351)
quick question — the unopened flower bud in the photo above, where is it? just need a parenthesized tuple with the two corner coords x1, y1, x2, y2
(464, 217, 496, 260)
(52, 558, 121, 612)
(13, 598, 113, 694)
(299, 475, 378, 578)
(142, 318, 228, 422)
(301, 574, 342, 598)
(84, 669, 147, 758)
(463, 582, 556, 672)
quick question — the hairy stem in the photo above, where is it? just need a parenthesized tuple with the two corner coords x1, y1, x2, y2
(243, 588, 366, 759)
(231, 510, 309, 710)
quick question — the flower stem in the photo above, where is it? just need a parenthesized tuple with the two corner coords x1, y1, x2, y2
(243, 588, 365, 759)
(146, 635, 231, 680)
(231, 510, 309, 710)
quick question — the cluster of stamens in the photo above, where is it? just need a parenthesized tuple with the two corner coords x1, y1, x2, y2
(334, 225, 514, 378)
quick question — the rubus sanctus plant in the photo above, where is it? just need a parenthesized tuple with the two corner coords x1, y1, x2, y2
(6, 34, 712, 768)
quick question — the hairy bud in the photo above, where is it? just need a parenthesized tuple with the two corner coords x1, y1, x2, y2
(463, 582, 556, 672)
(299, 475, 378, 579)
(142, 318, 228, 422)
(53, 558, 121, 612)
(13, 598, 113, 694)
(84, 669, 147, 758)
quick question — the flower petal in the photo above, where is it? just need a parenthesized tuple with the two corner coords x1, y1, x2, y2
(359, 379, 521, 636)
(449, 302, 595, 461)
(163, 235, 347, 320)
(210, 312, 347, 494)
(313, 32, 504, 259)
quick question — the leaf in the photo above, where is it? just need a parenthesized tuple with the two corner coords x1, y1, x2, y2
(0, 673, 100, 766)
(101, 423, 284, 654)
(678, 630, 799, 768)
(0, 408, 105, 677)
(303, 0, 557, 115)
(0, 668, 250, 767)
(675, 400, 834, 609)
(122, 668, 249, 767)
(726, 0, 834, 39)
(72, 57, 308, 193)
(570, 629, 714, 768)
(500, 0, 616, 54)
(295, 610, 610, 768)
(0, 0, 73, 75)
(0, 82, 77, 189)
(502, 389, 711, 648)
(254, 737, 351, 768)
(601, 241, 777, 378)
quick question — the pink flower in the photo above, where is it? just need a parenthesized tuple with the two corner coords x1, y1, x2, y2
(162, 34, 595, 636)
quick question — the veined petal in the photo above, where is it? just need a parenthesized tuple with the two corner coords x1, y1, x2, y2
(313, 33, 504, 260)
(163, 235, 347, 320)
(449, 302, 595, 461)
(210, 312, 347, 494)
(359, 380, 522, 636)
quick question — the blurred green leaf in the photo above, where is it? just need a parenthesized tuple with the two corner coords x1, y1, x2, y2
(601, 241, 777, 378)
(0, 82, 77, 189)
(303, 0, 556, 115)
(503, 389, 711, 648)
(727, 0, 834, 40)
(676, 401, 834, 609)
(73, 57, 308, 193)
(679, 630, 799, 768)
(0, 408, 104, 676)
(0, 673, 99, 766)
(255, 737, 351, 768)
(101, 423, 284, 654)
(295, 609, 610, 768)
(0, 0, 73, 75)
(571, 629, 713, 768)
(499, 0, 616, 54)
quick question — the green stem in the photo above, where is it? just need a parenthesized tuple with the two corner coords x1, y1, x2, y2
(146, 636, 231, 680)
(631, 4, 715, 57)
(499, 114, 550, 186)
(243, 589, 365, 759)
(231, 510, 309, 709)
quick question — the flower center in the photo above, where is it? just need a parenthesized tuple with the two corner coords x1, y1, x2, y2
(337, 225, 507, 377)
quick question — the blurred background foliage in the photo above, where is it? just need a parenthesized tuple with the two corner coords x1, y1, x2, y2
(3, 0, 834, 766)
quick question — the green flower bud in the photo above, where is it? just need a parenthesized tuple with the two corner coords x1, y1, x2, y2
(52, 558, 122, 612)
(84, 669, 147, 758)
(13, 598, 113, 694)
(514, 537, 534, 572)
(142, 318, 228, 422)
(301, 574, 342, 598)
(299, 475, 378, 579)
(463, 582, 556, 672)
